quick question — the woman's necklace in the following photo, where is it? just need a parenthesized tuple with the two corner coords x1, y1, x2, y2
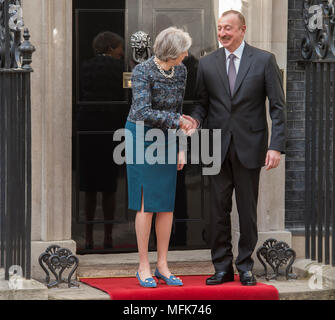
(154, 57, 175, 79)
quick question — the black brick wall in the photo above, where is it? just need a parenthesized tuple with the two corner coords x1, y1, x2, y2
(286, 0, 306, 229)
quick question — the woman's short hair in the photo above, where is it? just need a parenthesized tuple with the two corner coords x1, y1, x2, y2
(93, 31, 124, 56)
(153, 27, 192, 62)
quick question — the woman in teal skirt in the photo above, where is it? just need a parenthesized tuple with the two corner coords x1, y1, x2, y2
(125, 27, 196, 287)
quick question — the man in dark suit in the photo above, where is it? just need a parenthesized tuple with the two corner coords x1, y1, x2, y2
(190, 10, 286, 286)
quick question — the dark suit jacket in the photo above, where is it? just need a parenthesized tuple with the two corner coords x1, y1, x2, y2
(191, 42, 286, 169)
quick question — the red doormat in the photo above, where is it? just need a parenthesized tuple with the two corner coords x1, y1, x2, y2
(80, 275, 279, 300)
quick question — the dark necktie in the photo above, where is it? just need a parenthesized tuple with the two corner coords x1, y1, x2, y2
(228, 53, 236, 96)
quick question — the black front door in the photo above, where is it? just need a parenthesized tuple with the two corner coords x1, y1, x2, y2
(72, 0, 218, 254)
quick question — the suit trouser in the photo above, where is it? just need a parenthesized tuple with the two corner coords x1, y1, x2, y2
(210, 138, 261, 273)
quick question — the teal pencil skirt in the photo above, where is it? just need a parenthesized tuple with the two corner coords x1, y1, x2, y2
(125, 121, 178, 212)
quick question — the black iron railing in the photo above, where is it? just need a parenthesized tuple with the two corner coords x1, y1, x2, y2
(0, 0, 35, 280)
(301, 0, 335, 266)
(304, 61, 335, 266)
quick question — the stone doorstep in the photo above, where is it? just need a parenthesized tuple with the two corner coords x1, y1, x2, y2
(293, 259, 335, 290)
(263, 279, 335, 300)
(76, 250, 215, 278)
(47, 282, 110, 300)
(0, 279, 48, 300)
(0, 268, 48, 300)
(77, 261, 215, 278)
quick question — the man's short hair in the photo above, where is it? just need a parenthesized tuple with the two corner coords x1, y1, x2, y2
(220, 10, 246, 26)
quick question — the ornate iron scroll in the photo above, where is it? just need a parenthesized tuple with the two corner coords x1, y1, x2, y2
(130, 30, 152, 64)
(257, 239, 297, 281)
(301, 0, 335, 59)
(0, 0, 34, 69)
(39, 245, 79, 288)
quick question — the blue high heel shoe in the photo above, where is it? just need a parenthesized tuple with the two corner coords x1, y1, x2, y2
(136, 272, 157, 288)
(154, 268, 183, 286)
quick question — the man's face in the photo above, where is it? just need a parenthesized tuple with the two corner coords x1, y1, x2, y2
(217, 13, 246, 52)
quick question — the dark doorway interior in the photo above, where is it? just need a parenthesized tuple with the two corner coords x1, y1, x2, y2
(72, 0, 217, 254)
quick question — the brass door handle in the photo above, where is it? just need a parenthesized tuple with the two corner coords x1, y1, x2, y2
(123, 72, 132, 88)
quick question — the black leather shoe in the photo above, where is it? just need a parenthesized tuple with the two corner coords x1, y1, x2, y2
(239, 271, 257, 286)
(206, 270, 235, 285)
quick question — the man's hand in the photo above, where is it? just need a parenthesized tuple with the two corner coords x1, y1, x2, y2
(179, 115, 193, 135)
(265, 150, 281, 171)
(180, 115, 198, 136)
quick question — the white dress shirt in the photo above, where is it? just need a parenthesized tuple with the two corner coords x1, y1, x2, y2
(224, 40, 245, 75)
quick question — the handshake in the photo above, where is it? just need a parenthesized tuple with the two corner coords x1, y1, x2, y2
(179, 114, 199, 136)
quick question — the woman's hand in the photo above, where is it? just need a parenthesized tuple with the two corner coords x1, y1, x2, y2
(177, 151, 186, 171)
